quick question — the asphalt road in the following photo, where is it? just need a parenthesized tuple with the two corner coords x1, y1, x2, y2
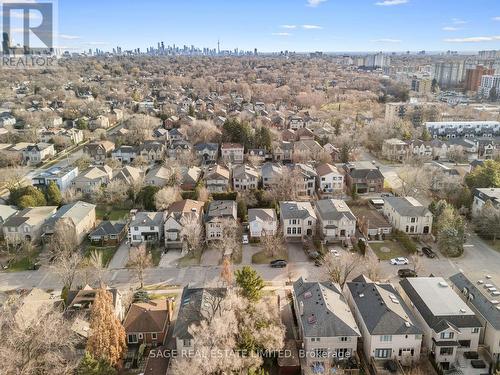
(1, 233, 499, 292)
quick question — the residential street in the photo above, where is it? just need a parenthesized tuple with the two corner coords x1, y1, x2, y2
(1, 233, 499, 293)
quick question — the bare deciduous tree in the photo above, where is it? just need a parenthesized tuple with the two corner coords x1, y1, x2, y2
(322, 252, 360, 288)
(180, 215, 204, 255)
(260, 229, 286, 258)
(154, 185, 182, 211)
(128, 244, 153, 289)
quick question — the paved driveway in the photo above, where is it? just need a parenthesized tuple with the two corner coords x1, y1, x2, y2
(287, 242, 309, 262)
(159, 250, 183, 268)
(200, 247, 222, 266)
(242, 244, 261, 264)
(108, 242, 130, 269)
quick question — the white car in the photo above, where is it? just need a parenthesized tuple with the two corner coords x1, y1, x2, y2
(390, 257, 409, 265)
(242, 235, 249, 244)
(330, 248, 340, 257)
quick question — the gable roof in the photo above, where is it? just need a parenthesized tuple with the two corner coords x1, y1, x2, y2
(347, 275, 422, 335)
(280, 201, 316, 220)
(89, 221, 126, 237)
(384, 197, 431, 217)
(123, 300, 169, 333)
(248, 208, 276, 223)
(316, 199, 356, 222)
(293, 277, 360, 338)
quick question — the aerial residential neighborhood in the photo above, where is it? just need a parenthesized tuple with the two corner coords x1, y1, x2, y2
(1, 1, 500, 375)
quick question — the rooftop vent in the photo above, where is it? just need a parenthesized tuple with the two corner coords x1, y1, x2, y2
(486, 275, 492, 279)
(307, 315, 317, 324)
(359, 293, 365, 298)
(304, 291, 312, 299)
(459, 308, 467, 314)
(491, 300, 499, 305)
(404, 322, 411, 328)
(439, 281, 448, 288)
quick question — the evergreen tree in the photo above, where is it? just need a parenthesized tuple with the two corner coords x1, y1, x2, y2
(86, 288, 127, 367)
(474, 201, 500, 242)
(235, 266, 265, 302)
(465, 160, 500, 190)
(77, 352, 116, 375)
(421, 127, 432, 141)
(46, 181, 62, 206)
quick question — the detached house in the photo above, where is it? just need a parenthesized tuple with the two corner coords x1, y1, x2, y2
(294, 163, 317, 196)
(316, 163, 344, 196)
(194, 143, 219, 164)
(261, 162, 283, 188)
(315, 199, 356, 243)
(124, 300, 172, 347)
(383, 197, 432, 235)
(138, 140, 165, 162)
(232, 164, 260, 191)
(221, 143, 244, 164)
(23, 143, 55, 164)
(83, 140, 115, 163)
(32, 165, 78, 192)
(344, 162, 384, 194)
(128, 211, 165, 244)
(72, 165, 113, 194)
(293, 277, 360, 373)
(382, 138, 409, 162)
(400, 277, 482, 371)
(164, 199, 204, 250)
(248, 208, 278, 238)
(205, 200, 237, 241)
(2, 206, 57, 244)
(346, 275, 423, 366)
(112, 145, 138, 164)
(203, 164, 230, 193)
(279, 201, 317, 240)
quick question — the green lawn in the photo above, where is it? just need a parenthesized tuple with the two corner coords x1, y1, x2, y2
(84, 246, 118, 267)
(486, 239, 500, 253)
(95, 207, 129, 221)
(252, 250, 288, 264)
(370, 240, 408, 260)
(7, 256, 37, 271)
(149, 247, 162, 266)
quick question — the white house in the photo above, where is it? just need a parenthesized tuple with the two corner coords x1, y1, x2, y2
(279, 201, 317, 240)
(316, 163, 344, 196)
(203, 165, 230, 193)
(248, 208, 277, 238)
(164, 200, 204, 250)
(128, 211, 165, 244)
(221, 143, 244, 164)
(2, 206, 58, 244)
(346, 275, 423, 366)
(23, 143, 56, 165)
(383, 196, 432, 235)
(315, 199, 356, 243)
(400, 277, 482, 372)
(293, 277, 360, 373)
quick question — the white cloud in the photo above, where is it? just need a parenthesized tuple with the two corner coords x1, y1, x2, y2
(493, 17, 500, 21)
(375, 0, 408, 6)
(83, 41, 109, 46)
(371, 38, 402, 43)
(58, 34, 81, 40)
(444, 35, 500, 43)
(281, 25, 297, 29)
(451, 18, 468, 25)
(307, 0, 327, 7)
(272, 32, 291, 36)
(442, 26, 460, 31)
(302, 24, 322, 29)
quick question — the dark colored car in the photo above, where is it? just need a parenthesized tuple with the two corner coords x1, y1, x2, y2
(398, 268, 417, 278)
(270, 259, 287, 268)
(421, 246, 436, 258)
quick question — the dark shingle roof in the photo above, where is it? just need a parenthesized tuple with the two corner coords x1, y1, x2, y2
(347, 275, 422, 335)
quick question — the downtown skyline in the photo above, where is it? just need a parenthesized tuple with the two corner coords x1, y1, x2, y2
(3, 0, 500, 53)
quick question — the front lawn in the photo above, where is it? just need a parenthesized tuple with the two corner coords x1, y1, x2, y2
(252, 250, 288, 264)
(84, 246, 118, 267)
(149, 247, 162, 266)
(178, 252, 201, 267)
(370, 240, 408, 260)
(7, 255, 37, 271)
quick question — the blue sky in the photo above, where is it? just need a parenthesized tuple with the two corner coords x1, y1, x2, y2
(5, 0, 500, 52)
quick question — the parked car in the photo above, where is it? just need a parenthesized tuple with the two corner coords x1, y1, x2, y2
(398, 268, 417, 278)
(390, 257, 409, 265)
(308, 251, 321, 260)
(242, 235, 249, 244)
(421, 246, 436, 258)
(270, 259, 287, 268)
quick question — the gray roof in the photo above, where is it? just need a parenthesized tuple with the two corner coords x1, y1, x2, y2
(130, 212, 164, 227)
(293, 277, 360, 338)
(449, 273, 500, 330)
(194, 142, 218, 152)
(384, 197, 431, 217)
(279, 201, 316, 220)
(173, 287, 227, 339)
(89, 221, 126, 238)
(347, 275, 422, 335)
(206, 200, 237, 219)
(248, 208, 276, 223)
(45, 201, 96, 230)
(316, 199, 356, 222)
(400, 277, 482, 332)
